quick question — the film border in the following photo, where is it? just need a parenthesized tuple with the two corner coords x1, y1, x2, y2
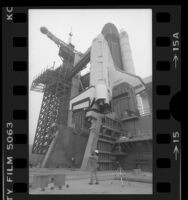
(2, 5, 181, 200)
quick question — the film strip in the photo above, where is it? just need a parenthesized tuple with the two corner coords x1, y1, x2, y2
(2, 5, 181, 200)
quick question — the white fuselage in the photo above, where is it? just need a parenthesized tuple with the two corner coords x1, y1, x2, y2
(69, 33, 145, 112)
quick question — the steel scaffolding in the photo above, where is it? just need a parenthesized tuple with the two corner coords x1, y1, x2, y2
(31, 65, 72, 154)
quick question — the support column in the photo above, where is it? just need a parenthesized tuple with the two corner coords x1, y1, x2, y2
(81, 111, 102, 171)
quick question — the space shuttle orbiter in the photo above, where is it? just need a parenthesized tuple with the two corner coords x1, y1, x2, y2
(69, 23, 145, 114)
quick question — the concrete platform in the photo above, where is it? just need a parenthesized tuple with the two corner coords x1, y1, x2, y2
(29, 168, 152, 194)
(30, 168, 152, 182)
(30, 179, 152, 194)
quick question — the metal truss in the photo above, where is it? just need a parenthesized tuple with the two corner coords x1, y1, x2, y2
(32, 67, 72, 155)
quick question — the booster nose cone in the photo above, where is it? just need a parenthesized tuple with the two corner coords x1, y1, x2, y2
(40, 26, 48, 34)
(120, 29, 128, 38)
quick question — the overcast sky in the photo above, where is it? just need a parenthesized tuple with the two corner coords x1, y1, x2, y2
(29, 9, 152, 144)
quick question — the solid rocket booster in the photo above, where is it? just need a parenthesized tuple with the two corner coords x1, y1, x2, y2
(119, 30, 136, 74)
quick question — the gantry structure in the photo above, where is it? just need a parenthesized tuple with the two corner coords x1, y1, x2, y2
(31, 27, 90, 154)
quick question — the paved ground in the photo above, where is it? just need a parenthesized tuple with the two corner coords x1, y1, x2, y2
(30, 168, 152, 182)
(30, 179, 152, 194)
(29, 168, 152, 194)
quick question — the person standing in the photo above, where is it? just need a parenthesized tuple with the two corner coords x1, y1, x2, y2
(89, 150, 99, 185)
(71, 157, 76, 170)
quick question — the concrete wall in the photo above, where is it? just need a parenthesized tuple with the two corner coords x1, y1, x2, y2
(35, 125, 88, 168)
(70, 131, 89, 168)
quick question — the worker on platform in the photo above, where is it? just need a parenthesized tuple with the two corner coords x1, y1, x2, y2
(89, 150, 99, 185)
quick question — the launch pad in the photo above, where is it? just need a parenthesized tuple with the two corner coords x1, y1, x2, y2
(29, 167, 152, 194)
(30, 23, 152, 173)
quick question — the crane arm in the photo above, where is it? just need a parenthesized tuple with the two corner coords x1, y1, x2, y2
(40, 26, 81, 54)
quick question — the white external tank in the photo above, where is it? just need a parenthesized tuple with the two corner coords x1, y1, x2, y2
(119, 30, 136, 74)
